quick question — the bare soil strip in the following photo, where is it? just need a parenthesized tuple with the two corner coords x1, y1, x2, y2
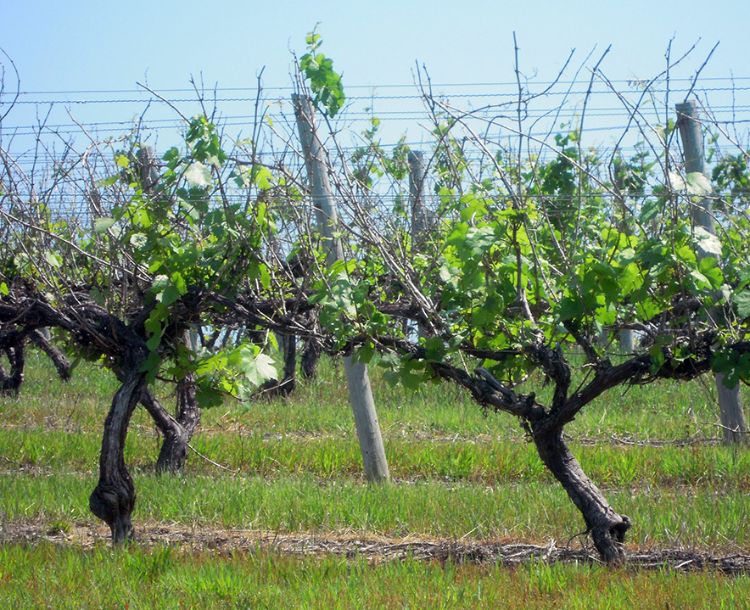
(2, 521, 748, 574)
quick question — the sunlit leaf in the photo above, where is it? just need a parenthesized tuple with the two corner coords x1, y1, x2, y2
(184, 162, 212, 187)
(93, 217, 115, 234)
(686, 172, 712, 197)
(693, 226, 722, 257)
(44, 252, 62, 268)
(734, 289, 750, 319)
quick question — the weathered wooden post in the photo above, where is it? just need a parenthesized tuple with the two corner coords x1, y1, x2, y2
(408, 150, 429, 338)
(293, 93, 390, 482)
(676, 100, 747, 444)
(136, 146, 160, 192)
(408, 150, 428, 250)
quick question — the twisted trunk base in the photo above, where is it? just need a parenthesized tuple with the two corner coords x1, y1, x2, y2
(0, 338, 25, 394)
(159, 373, 201, 473)
(140, 373, 201, 474)
(533, 427, 631, 563)
(301, 338, 321, 379)
(89, 371, 145, 542)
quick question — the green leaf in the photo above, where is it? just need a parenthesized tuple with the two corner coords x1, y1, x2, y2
(0, 282, 9, 296)
(734, 289, 750, 318)
(383, 370, 400, 386)
(184, 162, 212, 187)
(158, 284, 181, 307)
(146, 333, 162, 351)
(639, 199, 662, 224)
(710, 350, 750, 388)
(305, 30, 321, 47)
(300, 31, 346, 117)
(698, 257, 723, 288)
(130, 233, 147, 248)
(595, 302, 617, 325)
(400, 368, 425, 390)
(93, 217, 116, 234)
(144, 313, 162, 336)
(353, 342, 375, 364)
(44, 251, 62, 268)
(558, 296, 584, 321)
(689, 269, 711, 288)
(243, 352, 278, 387)
(139, 351, 161, 383)
(649, 344, 666, 372)
(619, 262, 642, 295)
(258, 265, 271, 291)
(90, 287, 106, 306)
(424, 337, 446, 361)
(196, 385, 224, 409)
(152, 275, 170, 292)
(255, 166, 273, 190)
(96, 174, 120, 188)
(694, 227, 722, 258)
(163, 147, 181, 165)
(635, 298, 661, 321)
(171, 272, 188, 295)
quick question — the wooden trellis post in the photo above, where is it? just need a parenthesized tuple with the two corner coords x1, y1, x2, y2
(676, 100, 747, 444)
(293, 93, 390, 482)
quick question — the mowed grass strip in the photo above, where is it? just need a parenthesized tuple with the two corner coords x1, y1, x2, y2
(0, 543, 747, 609)
(1, 426, 748, 488)
(1, 473, 748, 549)
(1, 352, 746, 442)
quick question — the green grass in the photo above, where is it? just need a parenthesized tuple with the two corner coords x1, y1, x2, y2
(1, 354, 749, 549)
(2, 473, 748, 548)
(0, 543, 747, 609)
(2, 427, 749, 489)
(1, 351, 749, 607)
(2, 351, 746, 442)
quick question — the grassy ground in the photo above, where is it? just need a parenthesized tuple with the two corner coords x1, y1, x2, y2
(2, 543, 748, 609)
(1, 352, 749, 607)
(2, 473, 748, 548)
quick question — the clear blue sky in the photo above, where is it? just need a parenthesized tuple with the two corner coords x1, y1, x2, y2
(2, 0, 749, 152)
(3, 0, 748, 90)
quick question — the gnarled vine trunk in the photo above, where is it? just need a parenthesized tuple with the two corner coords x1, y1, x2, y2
(139, 373, 201, 474)
(89, 370, 145, 542)
(29, 328, 71, 381)
(301, 337, 322, 380)
(0, 329, 69, 397)
(0, 337, 25, 394)
(278, 334, 297, 393)
(158, 372, 200, 473)
(532, 426, 630, 562)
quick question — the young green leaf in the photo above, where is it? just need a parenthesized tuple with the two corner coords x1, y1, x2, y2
(93, 217, 116, 234)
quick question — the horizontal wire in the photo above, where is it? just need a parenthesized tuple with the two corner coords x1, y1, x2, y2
(5, 116, 749, 139)
(5, 76, 750, 96)
(7, 140, 743, 167)
(8, 189, 750, 203)
(3, 105, 749, 134)
(3, 85, 750, 106)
